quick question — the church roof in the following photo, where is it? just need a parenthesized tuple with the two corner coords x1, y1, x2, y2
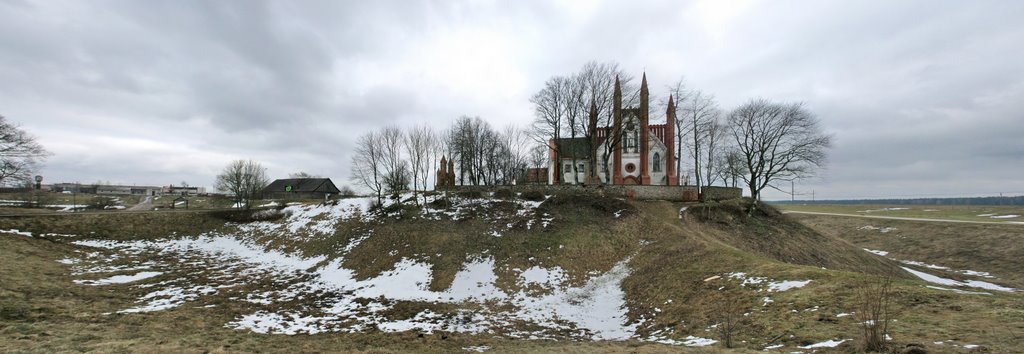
(262, 178, 340, 194)
(553, 137, 593, 159)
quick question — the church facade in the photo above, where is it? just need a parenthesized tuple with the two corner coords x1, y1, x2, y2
(548, 73, 679, 186)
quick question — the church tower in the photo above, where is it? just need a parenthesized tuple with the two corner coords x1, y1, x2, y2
(666, 95, 678, 186)
(612, 75, 624, 185)
(639, 72, 651, 185)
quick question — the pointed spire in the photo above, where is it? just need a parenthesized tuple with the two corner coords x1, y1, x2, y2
(666, 94, 674, 115)
(589, 98, 598, 118)
(640, 72, 648, 94)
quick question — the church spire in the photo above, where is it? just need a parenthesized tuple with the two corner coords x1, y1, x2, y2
(640, 72, 648, 96)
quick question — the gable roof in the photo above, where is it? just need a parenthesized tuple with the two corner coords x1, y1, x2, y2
(262, 178, 341, 194)
(553, 137, 593, 159)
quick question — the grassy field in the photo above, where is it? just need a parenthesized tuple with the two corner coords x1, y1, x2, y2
(1, 195, 1021, 352)
(776, 203, 1024, 223)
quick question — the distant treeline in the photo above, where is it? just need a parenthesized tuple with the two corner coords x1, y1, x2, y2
(770, 196, 1024, 206)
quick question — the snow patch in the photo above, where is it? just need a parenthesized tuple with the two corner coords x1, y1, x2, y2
(798, 339, 848, 348)
(902, 267, 1016, 292)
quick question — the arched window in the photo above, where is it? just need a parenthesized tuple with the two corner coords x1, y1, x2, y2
(652, 152, 661, 172)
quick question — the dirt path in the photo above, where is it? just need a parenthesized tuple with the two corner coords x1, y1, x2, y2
(128, 196, 154, 211)
(782, 210, 1024, 225)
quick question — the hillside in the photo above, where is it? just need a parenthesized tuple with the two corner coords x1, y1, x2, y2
(1, 192, 1020, 352)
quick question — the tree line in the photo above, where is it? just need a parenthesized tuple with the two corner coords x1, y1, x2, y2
(350, 117, 532, 204)
(529, 60, 833, 201)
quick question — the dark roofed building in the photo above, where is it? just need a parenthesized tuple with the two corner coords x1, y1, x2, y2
(262, 178, 341, 200)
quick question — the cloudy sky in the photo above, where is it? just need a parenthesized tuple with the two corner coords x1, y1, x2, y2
(2, 0, 1022, 200)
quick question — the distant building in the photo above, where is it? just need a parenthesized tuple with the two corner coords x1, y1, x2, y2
(166, 185, 206, 196)
(52, 183, 164, 196)
(262, 178, 341, 200)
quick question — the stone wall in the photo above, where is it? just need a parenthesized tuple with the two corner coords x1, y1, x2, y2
(451, 184, 742, 202)
(701, 186, 743, 201)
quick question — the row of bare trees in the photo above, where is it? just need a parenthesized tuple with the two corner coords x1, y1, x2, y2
(530, 62, 832, 201)
(530, 61, 640, 184)
(350, 118, 531, 204)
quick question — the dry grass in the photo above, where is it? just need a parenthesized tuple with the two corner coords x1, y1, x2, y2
(1, 197, 1022, 352)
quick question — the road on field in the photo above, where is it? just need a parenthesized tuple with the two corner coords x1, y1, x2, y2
(782, 210, 1024, 225)
(128, 196, 154, 211)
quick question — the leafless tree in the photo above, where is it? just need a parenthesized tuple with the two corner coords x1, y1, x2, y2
(701, 114, 725, 188)
(727, 99, 832, 204)
(404, 124, 434, 204)
(215, 159, 269, 209)
(716, 149, 746, 188)
(531, 61, 636, 185)
(530, 77, 568, 183)
(682, 90, 720, 193)
(0, 115, 50, 187)
(662, 78, 691, 185)
(379, 126, 409, 193)
(351, 130, 385, 204)
(289, 171, 319, 178)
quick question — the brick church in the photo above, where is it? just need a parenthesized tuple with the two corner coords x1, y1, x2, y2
(548, 73, 679, 186)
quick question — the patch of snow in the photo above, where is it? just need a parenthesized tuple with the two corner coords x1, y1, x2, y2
(963, 344, 980, 349)
(864, 248, 889, 256)
(858, 225, 897, 233)
(767, 280, 812, 292)
(74, 271, 163, 285)
(836, 312, 852, 317)
(119, 285, 217, 313)
(859, 207, 908, 213)
(798, 339, 848, 348)
(902, 267, 1016, 292)
(990, 214, 1020, 219)
(764, 344, 784, 349)
(925, 286, 991, 295)
(976, 213, 994, 217)
(463, 345, 491, 352)
(2, 229, 33, 237)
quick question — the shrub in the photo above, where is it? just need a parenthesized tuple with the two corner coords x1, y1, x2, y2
(493, 188, 514, 199)
(857, 272, 894, 352)
(520, 190, 545, 202)
(457, 190, 482, 199)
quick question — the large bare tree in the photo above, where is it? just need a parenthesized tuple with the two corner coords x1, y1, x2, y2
(351, 130, 385, 204)
(379, 126, 408, 193)
(727, 99, 832, 204)
(530, 61, 637, 185)
(404, 124, 435, 204)
(0, 115, 50, 187)
(682, 90, 720, 192)
(215, 159, 269, 209)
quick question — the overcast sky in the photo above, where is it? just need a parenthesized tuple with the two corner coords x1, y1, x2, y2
(2, 0, 1022, 200)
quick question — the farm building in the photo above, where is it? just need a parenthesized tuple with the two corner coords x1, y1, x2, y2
(262, 178, 341, 200)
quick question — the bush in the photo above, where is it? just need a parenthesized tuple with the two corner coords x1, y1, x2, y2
(520, 190, 545, 202)
(457, 190, 483, 199)
(493, 188, 514, 199)
(0, 301, 30, 320)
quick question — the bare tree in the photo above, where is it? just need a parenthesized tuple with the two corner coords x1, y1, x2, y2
(716, 148, 746, 188)
(215, 159, 269, 209)
(727, 99, 832, 203)
(351, 130, 385, 205)
(663, 78, 691, 185)
(289, 171, 319, 178)
(380, 126, 409, 193)
(682, 90, 719, 193)
(404, 124, 434, 204)
(0, 115, 50, 187)
(530, 77, 568, 183)
(701, 114, 725, 187)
